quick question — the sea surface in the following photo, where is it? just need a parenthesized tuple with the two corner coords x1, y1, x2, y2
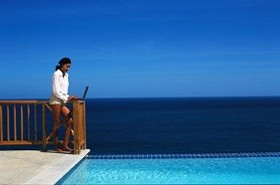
(85, 97, 280, 155)
(1, 97, 280, 155)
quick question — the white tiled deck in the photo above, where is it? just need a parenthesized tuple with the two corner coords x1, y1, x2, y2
(0, 149, 90, 185)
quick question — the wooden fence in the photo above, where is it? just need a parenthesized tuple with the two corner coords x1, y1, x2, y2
(0, 100, 86, 154)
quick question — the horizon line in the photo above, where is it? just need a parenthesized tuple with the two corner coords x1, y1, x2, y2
(1, 95, 280, 101)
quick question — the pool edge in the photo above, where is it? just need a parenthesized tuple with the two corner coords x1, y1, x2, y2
(24, 149, 90, 185)
(88, 151, 280, 159)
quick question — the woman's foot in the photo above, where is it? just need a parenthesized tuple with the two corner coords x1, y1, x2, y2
(55, 143, 63, 151)
(56, 145, 73, 153)
(56, 147, 64, 153)
(62, 145, 73, 152)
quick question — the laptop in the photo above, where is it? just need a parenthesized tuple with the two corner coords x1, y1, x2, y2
(79, 86, 89, 100)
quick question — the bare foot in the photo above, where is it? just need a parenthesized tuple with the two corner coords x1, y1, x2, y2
(63, 145, 73, 151)
(56, 147, 64, 153)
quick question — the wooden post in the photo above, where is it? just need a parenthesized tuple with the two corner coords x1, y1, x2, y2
(72, 100, 87, 154)
(42, 104, 46, 151)
(73, 100, 80, 154)
(82, 101, 86, 149)
(14, 105, 17, 141)
(0, 105, 2, 141)
(27, 105, 30, 140)
(20, 105, 23, 141)
(34, 104, 37, 141)
(7, 106, 10, 141)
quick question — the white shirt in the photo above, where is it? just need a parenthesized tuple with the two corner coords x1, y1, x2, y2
(51, 69, 69, 103)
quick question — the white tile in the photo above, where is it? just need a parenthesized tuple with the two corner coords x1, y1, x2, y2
(0, 149, 90, 185)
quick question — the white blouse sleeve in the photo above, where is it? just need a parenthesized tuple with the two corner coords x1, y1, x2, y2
(52, 72, 69, 103)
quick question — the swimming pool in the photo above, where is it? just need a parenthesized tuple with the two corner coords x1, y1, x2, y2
(59, 153, 280, 184)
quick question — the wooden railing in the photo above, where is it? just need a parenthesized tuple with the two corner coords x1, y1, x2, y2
(0, 100, 87, 154)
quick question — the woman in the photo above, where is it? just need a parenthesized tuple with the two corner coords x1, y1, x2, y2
(49, 57, 77, 152)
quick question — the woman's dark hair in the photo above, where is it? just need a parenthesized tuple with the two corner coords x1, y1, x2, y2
(55, 57, 71, 71)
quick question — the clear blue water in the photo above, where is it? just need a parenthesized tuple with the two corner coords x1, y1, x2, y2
(59, 157, 280, 184)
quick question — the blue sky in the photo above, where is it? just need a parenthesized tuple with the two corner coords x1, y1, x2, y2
(0, 0, 279, 99)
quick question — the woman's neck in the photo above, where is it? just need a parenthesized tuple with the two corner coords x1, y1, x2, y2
(59, 69, 66, 77)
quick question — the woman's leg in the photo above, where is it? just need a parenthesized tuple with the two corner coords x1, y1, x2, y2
(51, 104, 62, 150)
(61, 105, 73, 150)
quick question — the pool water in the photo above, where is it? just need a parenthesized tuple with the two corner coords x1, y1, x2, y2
(59, 156, 280, 184)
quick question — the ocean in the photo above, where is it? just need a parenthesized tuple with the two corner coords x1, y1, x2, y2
(1, 97, 280, 155)
(86, 97, 280, 155)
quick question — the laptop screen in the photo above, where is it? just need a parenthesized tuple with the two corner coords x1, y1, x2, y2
(82, 86, 89, 99)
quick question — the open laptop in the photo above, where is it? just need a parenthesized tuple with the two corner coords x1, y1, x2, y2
(79, 86, 89, 100)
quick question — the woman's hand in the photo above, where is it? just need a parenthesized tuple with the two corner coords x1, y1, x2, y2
(68, 96, 78, 102)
